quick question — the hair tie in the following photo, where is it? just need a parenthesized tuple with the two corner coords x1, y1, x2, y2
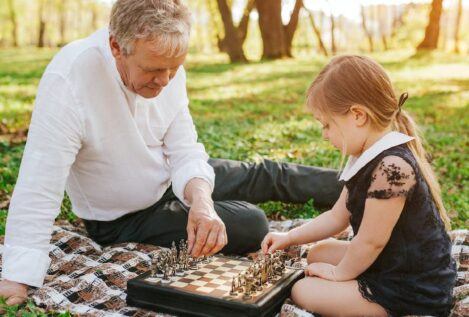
(397, 92, 408, 115)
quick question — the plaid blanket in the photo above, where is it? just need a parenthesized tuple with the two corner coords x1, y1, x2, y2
(0, 220, 467, 317)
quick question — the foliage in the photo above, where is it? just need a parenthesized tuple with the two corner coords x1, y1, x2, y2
(0, 297, 71, 316)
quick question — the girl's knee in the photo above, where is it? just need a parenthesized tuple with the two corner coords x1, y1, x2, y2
(307, 240, 331, 263)
(291, 278, 315, 309)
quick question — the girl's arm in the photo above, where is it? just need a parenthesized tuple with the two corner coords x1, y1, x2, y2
(333, 156, 416, 281)
(288, 187, 351, 246)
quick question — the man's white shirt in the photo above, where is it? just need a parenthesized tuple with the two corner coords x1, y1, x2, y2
(2, 28, 215, 287)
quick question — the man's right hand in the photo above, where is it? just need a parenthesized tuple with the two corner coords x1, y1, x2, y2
(0, 280, 29, 306)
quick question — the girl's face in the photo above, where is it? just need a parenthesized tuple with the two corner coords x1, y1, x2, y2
(312, 106, 370, 157)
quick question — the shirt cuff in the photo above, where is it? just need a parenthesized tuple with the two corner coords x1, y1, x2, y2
(171, 160, 215, 206)
(1, 244, 51, 287)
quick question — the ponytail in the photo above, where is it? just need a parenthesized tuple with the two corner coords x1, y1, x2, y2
(394, 109, 451, 230)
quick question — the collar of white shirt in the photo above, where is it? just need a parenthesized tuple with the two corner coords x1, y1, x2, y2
(339, 131, 414, 182)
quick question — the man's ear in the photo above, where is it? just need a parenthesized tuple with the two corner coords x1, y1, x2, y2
(349, 104, 368, 127)
(109, 35, 123, 59)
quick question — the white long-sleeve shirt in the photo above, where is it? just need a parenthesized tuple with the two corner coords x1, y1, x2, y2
(2, 28, 215, 287)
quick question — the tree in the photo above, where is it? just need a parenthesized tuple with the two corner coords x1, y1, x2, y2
(37, 0, 47, 47)
(7, 0, 18, 47)
(453, 0, 463, 53)
(215, 0, 248, 63)
(377, 5, 388, 51)
(417, 0, 444, 50)
(361, 5, 374, 52)
(303, 5, 328, 56)
(215, 0, 254, 56)
(255, 0, 303, 59)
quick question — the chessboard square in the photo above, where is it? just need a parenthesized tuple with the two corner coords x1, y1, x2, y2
(197, 286, 214, 293)
(216, 266, 231, 272)
(210, 261, 224, 266)
(184, 274, 201, 280)
(171, 281, 188, 288)
(178, 278, 194, 284)
(227, 260, 244, 265)
(204, 264, 217, 269)
(211, 270, 225, 275)
(210, 279, 226, 285)
(204, 283, 219, 288)
(191, 271, 205, 276)
(204, 273, 218, 279)
(191, 280, 207, 287)
(217, 285, 231, 291)
(210, 289, 229, 297)
(221, 272, 236, 278)
(199, 268, 212, 273)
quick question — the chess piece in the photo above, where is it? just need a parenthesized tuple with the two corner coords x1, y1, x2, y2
(161, 264, 171, 284)
(229, 277, 238, 296)
(243, 277, 253, 300)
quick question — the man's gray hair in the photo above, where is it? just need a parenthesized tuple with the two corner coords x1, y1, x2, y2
(109, 0, 191, 56)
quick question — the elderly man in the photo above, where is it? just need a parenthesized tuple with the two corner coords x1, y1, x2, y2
(0, 0, 340, 306)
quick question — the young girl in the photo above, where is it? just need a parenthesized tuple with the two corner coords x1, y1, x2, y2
(262, 55, 456, 316)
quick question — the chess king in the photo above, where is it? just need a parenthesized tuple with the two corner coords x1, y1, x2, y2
(0, 0, 341, 305)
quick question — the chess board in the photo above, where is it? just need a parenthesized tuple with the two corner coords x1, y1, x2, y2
(127, 255, 304, 317)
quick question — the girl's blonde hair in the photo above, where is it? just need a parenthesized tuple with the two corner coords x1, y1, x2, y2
(306, 55, 450, 229)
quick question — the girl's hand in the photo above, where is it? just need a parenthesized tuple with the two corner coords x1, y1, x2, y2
(304, 262, 339, 281)
(261, 232, 292, 254)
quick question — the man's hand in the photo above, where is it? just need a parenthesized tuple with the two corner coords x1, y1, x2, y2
(184, 178, 227, 257)
(0, 280, 29, 306)
(187, 199, 227, 257)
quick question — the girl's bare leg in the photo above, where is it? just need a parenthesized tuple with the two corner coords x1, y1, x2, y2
(291, 277, 388, 316)
(307, 239, 350, 265)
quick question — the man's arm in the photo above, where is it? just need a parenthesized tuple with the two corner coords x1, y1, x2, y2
(162, 67, 225, 257)
(184, 178, 226, 256)
(1, 73, 83, 296)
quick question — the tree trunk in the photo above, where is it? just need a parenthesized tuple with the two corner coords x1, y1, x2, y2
(37, 0, 47, 47)
(217, 0, 254, 54)
(417, 0, 443, 50)
(7, 0, 18, 47)
(216, 0, 247, 63)
(284, 0, 303, 57)
(256, 0, 302, 59)
(361, 5, 374, 52)
(58, 0, 67, 46)
(237, 0, 255, 44)
(453, 0, 463, 53)
(330, 13, 336, 54)
(256, 0, 285, 59)
(303, 6, 328, 56)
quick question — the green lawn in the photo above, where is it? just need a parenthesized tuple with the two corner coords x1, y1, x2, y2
(0, 48, 468, 232)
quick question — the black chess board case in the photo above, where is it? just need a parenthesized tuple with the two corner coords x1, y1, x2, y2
(126, 256, 304, 317)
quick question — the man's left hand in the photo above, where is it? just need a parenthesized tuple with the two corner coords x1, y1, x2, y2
(187, 199, 227, 257)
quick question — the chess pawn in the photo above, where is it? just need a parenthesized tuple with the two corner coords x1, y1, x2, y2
(237, 274, 244, 292)
(229, 277, 238, 296)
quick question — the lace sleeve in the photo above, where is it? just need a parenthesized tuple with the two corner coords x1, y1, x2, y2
(366, 155, 416, 199)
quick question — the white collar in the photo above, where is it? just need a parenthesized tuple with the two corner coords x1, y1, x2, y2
(339, 131, 414, 181)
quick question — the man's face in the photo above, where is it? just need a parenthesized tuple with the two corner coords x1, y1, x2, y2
(110, 36, 186, 99)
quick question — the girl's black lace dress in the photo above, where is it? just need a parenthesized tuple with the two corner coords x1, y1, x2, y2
(345, 144, 456, 316)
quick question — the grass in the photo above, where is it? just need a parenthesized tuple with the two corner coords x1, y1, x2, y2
(0, 48, 468, 230)
(0, 47, 468, 315)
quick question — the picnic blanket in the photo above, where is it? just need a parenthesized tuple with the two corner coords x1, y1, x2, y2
(0, 219, 467, 317)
